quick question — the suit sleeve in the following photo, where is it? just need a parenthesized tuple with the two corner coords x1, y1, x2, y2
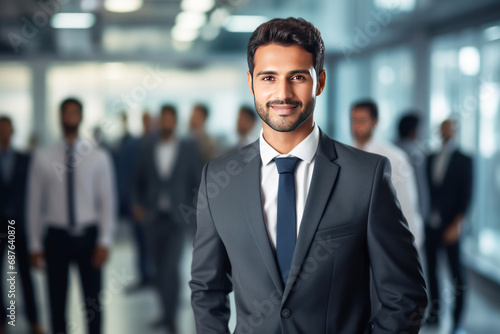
(458, 155, 473, 215)
(131, 142, 148, 208)
(390, 153, 424, 249)
(27, 151, 45, 253)
(368, 157, 428, 334)
(96, 151, 116, 248)
(190, 163, 232, 334)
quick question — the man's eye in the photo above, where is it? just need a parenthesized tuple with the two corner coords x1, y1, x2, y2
(262, 76, 275, 81)
(291, 75, 305, 80)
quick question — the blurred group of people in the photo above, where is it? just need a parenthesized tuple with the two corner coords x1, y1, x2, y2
(0, 100, 258, 334)
(0, 95, 473, 334)
(349, 99, 473, 333)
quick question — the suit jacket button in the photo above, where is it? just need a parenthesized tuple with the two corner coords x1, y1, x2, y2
(281, 308, 291, 318)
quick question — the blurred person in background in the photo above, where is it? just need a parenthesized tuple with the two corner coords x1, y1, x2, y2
(189, 104, 219, 163)
(236, 105, 258, 149)
(92, 125, 112, 152)
(114, 112, 153, 292)
(142, 111, 153, 137)
(351, 99, 424, 249)
(132, 105, 202, 334)
(28, 98, 116, 334)
(396, 112, 430, 224)
(0, 116, 44, 334)
(425, 119, 473, 334)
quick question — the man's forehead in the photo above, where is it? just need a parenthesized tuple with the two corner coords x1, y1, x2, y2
(253, 44, 314, 69)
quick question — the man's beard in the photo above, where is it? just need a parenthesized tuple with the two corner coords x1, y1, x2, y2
(62, 123, 79, 136)
(255, 98, 315, 132)
(161, 128, 174, 139)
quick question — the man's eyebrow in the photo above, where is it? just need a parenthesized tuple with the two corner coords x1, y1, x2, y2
(255, 69, 311, 76)
(256, 70, 277, 76)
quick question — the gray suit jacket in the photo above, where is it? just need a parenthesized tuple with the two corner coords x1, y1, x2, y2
(132, 136, 202, 228)
(190, 130, 427, 334)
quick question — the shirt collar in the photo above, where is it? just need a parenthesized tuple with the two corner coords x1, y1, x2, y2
(440, 139, 457, 155)
(259, 124, 320, 166)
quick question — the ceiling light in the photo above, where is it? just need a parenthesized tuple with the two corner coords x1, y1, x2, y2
(171, 25, 200, 42)
(483, 25, 500, 42)
(51, 13, 96, 29)
(224, 15, 268, 33)
(105, 0, 143, 13)
(181, 0, 215, 13)
(176, 11, 207, 30)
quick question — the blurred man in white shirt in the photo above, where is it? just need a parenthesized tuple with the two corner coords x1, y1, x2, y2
(28, 98, 116, 334)
(351, 99, 423, 248)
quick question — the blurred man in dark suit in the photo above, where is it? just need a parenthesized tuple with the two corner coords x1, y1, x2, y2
(0, 116, 44, 334)
(425, 119, 473, 334)
(133, 105, 202, 334)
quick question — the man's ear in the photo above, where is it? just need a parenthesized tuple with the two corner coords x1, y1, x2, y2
(316, 70, 326, 96)
(247, 71, 255, 96)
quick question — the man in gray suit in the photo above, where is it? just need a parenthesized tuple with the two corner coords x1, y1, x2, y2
(190, 18, 427, 334)
(133, 105, 202, 334)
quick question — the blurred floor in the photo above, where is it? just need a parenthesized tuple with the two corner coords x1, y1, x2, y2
(5, 225, 500, 334)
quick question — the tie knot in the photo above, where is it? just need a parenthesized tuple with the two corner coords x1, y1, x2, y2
(274, 157, 300, 174)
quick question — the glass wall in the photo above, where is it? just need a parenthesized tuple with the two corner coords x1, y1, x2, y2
(371, 46, 415, 142)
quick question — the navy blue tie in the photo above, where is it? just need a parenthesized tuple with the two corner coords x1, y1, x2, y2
(274, 157, 300, 284)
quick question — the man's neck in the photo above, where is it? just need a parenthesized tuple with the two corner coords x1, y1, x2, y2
(355, 136, 373, 150)
(262, 119, 314, 154)
(160, 134, 174, 143)
(64, 133, 78, 145)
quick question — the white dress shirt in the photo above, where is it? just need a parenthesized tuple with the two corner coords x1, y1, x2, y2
(432, 139, 456, 186)
(357, 138, 424, 248)
(155, 137, 178, 179)
(260, 125, 319, 250)
(28, 139, 116, 252)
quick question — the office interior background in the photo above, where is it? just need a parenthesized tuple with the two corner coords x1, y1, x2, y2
(1, 0, 500, 333)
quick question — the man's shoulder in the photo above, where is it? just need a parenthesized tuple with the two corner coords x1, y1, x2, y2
(452, 149, 473, 165)
(330, 137, 385, 167)
(206, 140, 259, 171)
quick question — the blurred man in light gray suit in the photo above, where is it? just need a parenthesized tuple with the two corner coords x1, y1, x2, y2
(133, 105, 202, 334)
(190, 18, 427, 334)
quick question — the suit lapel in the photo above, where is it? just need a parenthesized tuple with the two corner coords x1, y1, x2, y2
(241, 142, 284, 295)
(282, 132, 340, 303)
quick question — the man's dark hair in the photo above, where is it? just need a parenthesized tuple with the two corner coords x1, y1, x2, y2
(161, 105, 177, 119)
(239, 105, 257, 121)
(60, 98, 83, 115)
(0, 115, 13, 127)
(351, 99, 378, 121)
(194, 104, 209, 119)
(247, 17, 325, 78)
(398, 113, 420, 139)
